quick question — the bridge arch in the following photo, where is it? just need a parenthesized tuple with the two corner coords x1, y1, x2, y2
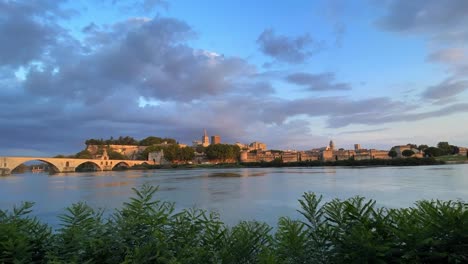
(112, 161, 130, 170)
(8, 159, 62, 174)
(74, 160, 103, 172)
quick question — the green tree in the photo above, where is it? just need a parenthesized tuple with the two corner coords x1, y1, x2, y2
(107, 148, 127, 160)
(437, 142, 452, 155)
(205, 144, 240, 162)
(178, 147, 195, 162)
(388, 150, 397, 159)
(75, 150, 93, 159)
(139, 136, 163, 146)
(402, 149, 415, 157)
(195, 145, 205, 154)
(163, 144, 180, 162)
(406, 143, 417, 149)
(424, 147, 444, 157)
(417, 144, 429, 151)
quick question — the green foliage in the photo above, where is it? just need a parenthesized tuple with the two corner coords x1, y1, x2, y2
(436, 142, 460, 156)
(140, 145, 194, 162)
(2, 186, 467, 263)
(178, 146, 195, 161)
(0, 202, 52, 263)
(106, 148, 127, 160)
(425, 147, 444, 157)
(139, 136, 176, 146)
(388, 150, 397, 158)
(75, 149, 93, 159)
(85, 136, 177, 147)
(85, 136, 139, 146)
(402, 149, 415, 157)
(205, 144, 241, 162)
(418, 144, 429, 151)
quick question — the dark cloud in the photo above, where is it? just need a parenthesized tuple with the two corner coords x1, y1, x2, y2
(257, 29, 322, 64)
(329, 102, 468, 128)
(111, 0, 169, 12)
(23, 17, 256, 103)
(286, 72, 351, 91)
(376, 1, 468, 105)
(2, 2, 468, 156)
(422, 78, 468, 100)
(337, 128, 389, 135)
(376, 0, 468, 40)
(0, 0, 69, 66)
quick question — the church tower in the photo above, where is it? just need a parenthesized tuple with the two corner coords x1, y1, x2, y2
(202, 128, 210, 147)
(329, 140, 335, 151)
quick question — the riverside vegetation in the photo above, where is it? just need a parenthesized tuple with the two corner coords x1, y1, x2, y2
(1, 185, 467, 263)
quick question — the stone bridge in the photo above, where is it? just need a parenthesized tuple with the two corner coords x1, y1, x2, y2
(0, 156, 152, 176)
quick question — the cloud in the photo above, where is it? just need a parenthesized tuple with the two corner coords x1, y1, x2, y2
(426, 48, 465, 64)
(0, 0, 69, 67)
(376, 1, 468, 104)
(2, 2, 468, 156)
(285, 72, 351, 91)
(376, 0, 468, 42)
(328, 102, 468, 128)
(23, 17, 256, 103)
(325, 0, 347, 47)
(422, 78, 468, 100)
(111, 0, 169, 12)
(256, 29, 322, 64)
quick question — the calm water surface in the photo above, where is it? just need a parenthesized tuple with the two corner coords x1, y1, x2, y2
(1, 165, 467, 227)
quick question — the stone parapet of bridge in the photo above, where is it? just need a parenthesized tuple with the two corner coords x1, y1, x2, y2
(0, 156, 150, 176)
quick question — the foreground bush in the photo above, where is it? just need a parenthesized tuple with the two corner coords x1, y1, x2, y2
(1, 185, 467, 263)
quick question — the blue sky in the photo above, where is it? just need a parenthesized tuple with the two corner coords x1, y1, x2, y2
(1, 0, 468, 156)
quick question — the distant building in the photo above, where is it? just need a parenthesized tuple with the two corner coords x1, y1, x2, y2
(329, 140, 335, 151)
(393, 145, 422, 158)
(249, 141, 267, 151)
(235, 142, 248, 149)
(211, 135, 221, 145)
(148, 150, 169, 165)
(192, 140, 202, 147)
(202, 129, 210, 147)
(459, 147, 467, 156)
(354, 144, 361, 151)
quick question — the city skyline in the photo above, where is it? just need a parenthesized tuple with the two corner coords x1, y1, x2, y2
(1, 0, 468, 156)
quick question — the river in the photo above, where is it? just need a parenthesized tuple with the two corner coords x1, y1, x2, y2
(1, 165, 467, 227)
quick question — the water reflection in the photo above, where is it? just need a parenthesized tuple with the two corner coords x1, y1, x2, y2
(0, 165, 467, 227)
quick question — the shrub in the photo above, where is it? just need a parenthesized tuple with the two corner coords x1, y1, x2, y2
(1, 185, 466, 263)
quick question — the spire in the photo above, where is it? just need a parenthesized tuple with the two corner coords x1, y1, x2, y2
(204, 128, 208, 137)
(329, 140, 335, 151)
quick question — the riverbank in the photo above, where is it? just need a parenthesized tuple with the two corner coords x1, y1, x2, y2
(129, 157, 444, 170)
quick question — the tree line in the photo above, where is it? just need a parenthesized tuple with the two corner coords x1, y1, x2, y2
(388, 142, 465, 158)
(85, 136, 177, 146)
(140, 144, 194, 162)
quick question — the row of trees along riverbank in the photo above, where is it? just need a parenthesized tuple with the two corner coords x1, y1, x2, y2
(1, 185, 466, 263)
(388, 142, 467, 158)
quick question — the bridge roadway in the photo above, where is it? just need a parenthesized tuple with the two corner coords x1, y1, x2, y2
(0, 156, 151, 176)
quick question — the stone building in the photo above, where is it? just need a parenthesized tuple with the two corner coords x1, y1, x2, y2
(202, 129, 210, 147)
(211, 135, 221, 145)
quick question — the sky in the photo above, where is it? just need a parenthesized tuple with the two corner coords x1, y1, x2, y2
(1, 0, 468, 156)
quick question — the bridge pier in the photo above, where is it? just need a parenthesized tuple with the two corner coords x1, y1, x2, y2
(1, 168, 11, 176)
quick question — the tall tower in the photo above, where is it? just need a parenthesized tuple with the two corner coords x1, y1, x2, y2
(329, 140, 335, 151)
(211, 135, 221, 145)
(202, 129, 210, 147)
